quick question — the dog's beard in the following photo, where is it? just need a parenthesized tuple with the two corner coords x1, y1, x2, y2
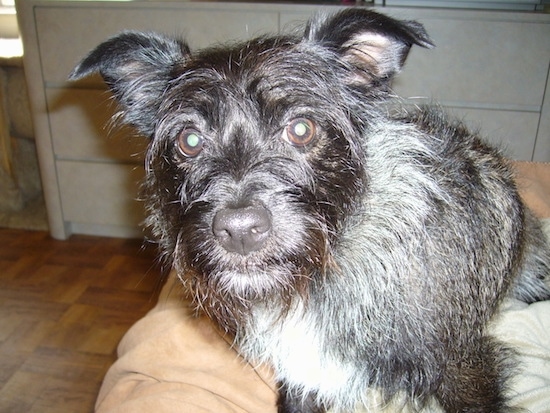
(170, 200, 332, 332)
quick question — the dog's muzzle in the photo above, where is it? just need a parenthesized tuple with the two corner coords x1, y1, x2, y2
(212, 206, 272, 255)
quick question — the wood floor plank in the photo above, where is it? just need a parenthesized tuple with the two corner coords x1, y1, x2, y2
(0, 228, 162, 412)
(0, 371, 48, 412)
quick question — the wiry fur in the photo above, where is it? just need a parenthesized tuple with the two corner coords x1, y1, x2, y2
(70, 9, 550, 413)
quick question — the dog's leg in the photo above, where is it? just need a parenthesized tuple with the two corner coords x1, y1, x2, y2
(435, 336, 516, 413)
(277, 382, 326, 413)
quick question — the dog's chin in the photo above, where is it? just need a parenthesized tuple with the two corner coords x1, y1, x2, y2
(176, 234, 319, 299)
(178, 261, 308, 332)
(211, 267, 300, 300)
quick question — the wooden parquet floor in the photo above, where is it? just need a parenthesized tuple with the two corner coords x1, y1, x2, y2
(0, 228, 164, 413)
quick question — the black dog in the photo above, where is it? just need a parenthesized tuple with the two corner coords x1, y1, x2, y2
(71, 9, 550, 412)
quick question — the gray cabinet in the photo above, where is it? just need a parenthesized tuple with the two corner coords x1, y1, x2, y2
(16, 0, 550, 239)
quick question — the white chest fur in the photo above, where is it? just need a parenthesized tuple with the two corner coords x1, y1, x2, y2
(239, 304, 356, 407)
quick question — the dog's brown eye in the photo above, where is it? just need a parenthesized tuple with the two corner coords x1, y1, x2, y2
(283, 118, 316, 147)
(177, 128, 204, 157)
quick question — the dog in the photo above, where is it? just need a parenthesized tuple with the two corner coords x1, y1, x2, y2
(70, 9, 550, 413)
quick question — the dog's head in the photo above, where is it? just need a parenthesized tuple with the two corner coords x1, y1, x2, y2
(71, 9, 432, 328)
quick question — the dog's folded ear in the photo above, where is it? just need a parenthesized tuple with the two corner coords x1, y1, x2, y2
(70, 31, 190, 136)
(304, 9, 434, 85)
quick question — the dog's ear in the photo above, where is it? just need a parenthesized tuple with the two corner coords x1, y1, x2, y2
(70, 31, 190, 136)
(304, 9, 433, 85)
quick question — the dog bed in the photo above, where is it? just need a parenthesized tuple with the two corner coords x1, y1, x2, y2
(95, 161, 550, 413)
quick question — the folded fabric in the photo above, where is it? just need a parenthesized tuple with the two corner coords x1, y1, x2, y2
(96, 280, 277, 413)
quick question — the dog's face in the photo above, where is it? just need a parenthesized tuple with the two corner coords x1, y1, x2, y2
(149, 38, 372, 300)
(71, 9, 432, 327)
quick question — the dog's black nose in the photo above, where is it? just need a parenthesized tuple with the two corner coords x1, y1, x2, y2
(213, 206, 272, 255)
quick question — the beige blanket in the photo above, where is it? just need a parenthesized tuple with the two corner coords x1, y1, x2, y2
(96, 161, 550, 413)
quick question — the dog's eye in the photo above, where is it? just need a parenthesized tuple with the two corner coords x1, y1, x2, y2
(283, 118, 316, 147)
(177, 128, 204, 157)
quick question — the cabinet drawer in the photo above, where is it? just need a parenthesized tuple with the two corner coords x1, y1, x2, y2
(47, 88, 148, 162)
(447, 108, 540, 160)
(35, 5, 279, 84)
(392, 15, 550, 108)
(281, 9, 550, 108)
(57, 160, 146, 227)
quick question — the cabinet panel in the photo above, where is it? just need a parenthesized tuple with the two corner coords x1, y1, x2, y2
(392, 17, 550, 108)
(46, 88, 148, 162)
(282, 9, 550, 108)
(35, 5, 279, 84)
(446, 108, 540, 160)
(57, 160, 145, 227)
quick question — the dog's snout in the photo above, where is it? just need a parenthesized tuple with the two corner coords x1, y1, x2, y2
(213, 206, 272, 255)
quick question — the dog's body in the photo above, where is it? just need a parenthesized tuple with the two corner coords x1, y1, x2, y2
(71, 9, 550, 412)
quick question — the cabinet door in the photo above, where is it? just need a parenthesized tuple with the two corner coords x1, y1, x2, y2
(35, 5, 279, 84)
(445, 108, 540, 160)
(391, 13, 549, 161)
(46, 88, 148, 163)
(392, 15, 550, 108)
(57, 160, 146, 229)
(281, 8, 550, 161)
